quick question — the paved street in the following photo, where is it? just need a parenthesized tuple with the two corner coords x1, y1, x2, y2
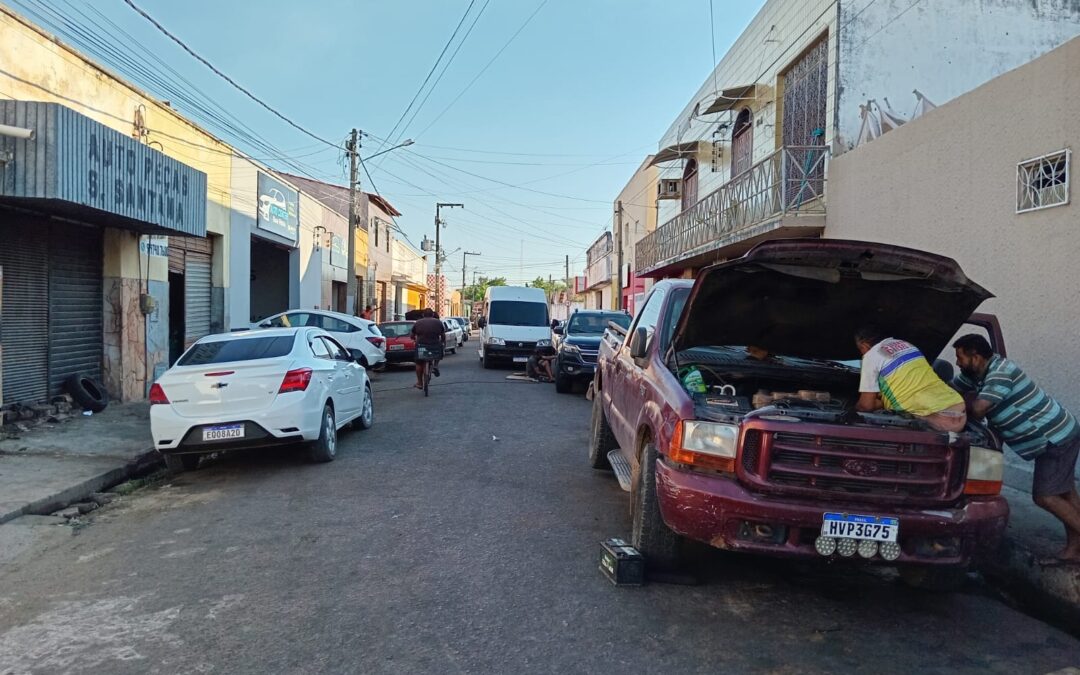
(2, 353, 1079, 675)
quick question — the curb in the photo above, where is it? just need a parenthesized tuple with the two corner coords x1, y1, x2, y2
(982, 535, 1080, 630)
(0, 449, 162, 526)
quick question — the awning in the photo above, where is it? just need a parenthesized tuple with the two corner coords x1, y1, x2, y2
(647, 140, 708, 167)
(703, 84, 759, 115)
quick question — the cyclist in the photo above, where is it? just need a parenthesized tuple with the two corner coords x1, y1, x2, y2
(410, 309, 445, 390)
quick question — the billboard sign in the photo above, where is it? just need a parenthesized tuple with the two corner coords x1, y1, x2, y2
(256, 172, 299, 242)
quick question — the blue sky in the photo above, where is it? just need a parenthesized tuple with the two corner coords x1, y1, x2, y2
(7, 0, 764, 284)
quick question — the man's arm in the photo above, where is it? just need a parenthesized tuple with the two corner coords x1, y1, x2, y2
(855, 352, 881, 411)
(856, 392, 882, 412)
(967, 397, 994, 420)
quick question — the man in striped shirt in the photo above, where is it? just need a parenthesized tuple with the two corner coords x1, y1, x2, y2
(953, 334, 1080, 563)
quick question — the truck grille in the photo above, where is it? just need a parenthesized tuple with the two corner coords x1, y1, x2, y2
(579, 348, 599, 364)
(741, 428, 960, 505)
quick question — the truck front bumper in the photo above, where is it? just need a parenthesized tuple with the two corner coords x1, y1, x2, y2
(655, 459, 1009, 566)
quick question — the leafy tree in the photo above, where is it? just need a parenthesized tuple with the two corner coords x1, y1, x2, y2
(462, 276, 507, 302)
(529, 276, 568, 298)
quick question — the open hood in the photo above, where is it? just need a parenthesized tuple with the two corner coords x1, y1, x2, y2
(673, 239, 993, 361)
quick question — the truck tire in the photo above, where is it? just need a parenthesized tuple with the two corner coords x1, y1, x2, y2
(899, 565, 968, 592)
(587, 392, 617, 469)
(482, 353, 494, 369)
(65, 374, 109, 413)
(554, 372, 572, 394)
(630, 442, 683, 570)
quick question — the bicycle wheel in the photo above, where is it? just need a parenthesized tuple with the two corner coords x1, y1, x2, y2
(423, 361, 430, 397)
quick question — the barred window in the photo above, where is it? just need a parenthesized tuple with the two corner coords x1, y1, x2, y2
(1017, 150, 1070, 213)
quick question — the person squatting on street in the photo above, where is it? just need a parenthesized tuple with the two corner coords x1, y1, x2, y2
(854, 326, 967, 432)
(527, 343, 556, 382)
(410, 309, 445, 390)
(953, 334, 1080, 564)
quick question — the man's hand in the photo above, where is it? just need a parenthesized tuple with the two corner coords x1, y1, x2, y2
(855, 392, 882, 412)
(967, 397, 993, 421)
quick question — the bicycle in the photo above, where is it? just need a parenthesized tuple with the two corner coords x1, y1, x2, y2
(416, 344, 443, 397)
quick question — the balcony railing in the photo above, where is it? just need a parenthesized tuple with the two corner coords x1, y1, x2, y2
(636, 145, 828, 274)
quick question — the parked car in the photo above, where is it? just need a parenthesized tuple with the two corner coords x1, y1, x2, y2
(442, 319, 463, 353)
(450, 316, 471, 341)
(552, 310, 631, 394)
(477, 286, 550, 369)
(256, 309, 386, 370)
(379, 321, 417, 363)
(589, 238, 1008, 591)
(150, 327, 374, 472)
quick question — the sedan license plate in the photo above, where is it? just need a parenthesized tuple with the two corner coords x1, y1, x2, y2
(513, 356, 529, 363)
(202, 424, 244, 442)
(389, 344, 405, 351)
(821, 513, 898, 542)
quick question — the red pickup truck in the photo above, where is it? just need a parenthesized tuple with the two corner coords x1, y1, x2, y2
(589, 239, 1009, 589)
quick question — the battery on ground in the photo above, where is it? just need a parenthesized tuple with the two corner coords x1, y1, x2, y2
(599, 538, 644, 586)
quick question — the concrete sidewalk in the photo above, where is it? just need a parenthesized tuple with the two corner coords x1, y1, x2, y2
(0, 403, 160, 524)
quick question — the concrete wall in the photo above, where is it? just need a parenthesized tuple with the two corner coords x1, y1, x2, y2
(826, 36, 1080, 417)
(616, 156, 659, 303)
(836, 0, 1080, 150)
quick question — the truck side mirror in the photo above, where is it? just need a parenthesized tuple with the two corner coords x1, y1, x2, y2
(552, 326, 563, 335)
(629, 326, 648, 359)
(477, 317, 487, 328)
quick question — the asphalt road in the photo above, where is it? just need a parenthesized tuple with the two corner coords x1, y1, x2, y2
(2, 349, 1079, 674)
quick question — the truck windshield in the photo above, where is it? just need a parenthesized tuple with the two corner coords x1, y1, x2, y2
(567, 313, 630, 335)
(488, 301, 548, 327)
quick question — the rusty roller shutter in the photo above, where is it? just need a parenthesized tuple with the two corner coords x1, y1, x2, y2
(184, 251, 212, 345)
(48, 223, 103, 396)
(0, 223, 49, 404)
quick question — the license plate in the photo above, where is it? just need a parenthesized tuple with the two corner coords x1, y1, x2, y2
(389, 344, 404, 351)
(513, 356, 528, 363)
(821, 513, 898, 542)
(202, 424, 244, 441)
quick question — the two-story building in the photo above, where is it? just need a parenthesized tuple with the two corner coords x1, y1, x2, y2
(583, 232, 614, 310)
(636, 0, 1080, 280)
(614, 156, 658, 314)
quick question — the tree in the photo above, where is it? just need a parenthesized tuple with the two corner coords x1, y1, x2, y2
(530, 276, 568, 299)
(462, 276, 507, 303)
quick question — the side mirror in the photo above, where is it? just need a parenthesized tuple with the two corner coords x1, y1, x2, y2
(477, 317, 487, 328)
(552, 326, 564, 335)
(629, 327, 649, 359)
(348, 348, 365, 364)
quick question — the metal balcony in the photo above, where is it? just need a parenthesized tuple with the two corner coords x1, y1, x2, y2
(636, 146, 828, 276)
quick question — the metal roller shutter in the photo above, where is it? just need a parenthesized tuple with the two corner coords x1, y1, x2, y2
(0, 223, 49, 404)
(184, 252, 212, 344)
(49, 223, 103, 396)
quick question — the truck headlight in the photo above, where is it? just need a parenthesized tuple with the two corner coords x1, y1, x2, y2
(536, 339, 551, 347)
(669, 421, 739, 472)
(486, 337, 506, 346)
(964, 446, 1003, 495)
(561, 343, 581, 356)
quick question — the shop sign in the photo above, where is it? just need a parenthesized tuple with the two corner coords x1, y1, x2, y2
(256, 172, 299, 242)
(139, 235, 169, 257)
(330, 234, 347, 268)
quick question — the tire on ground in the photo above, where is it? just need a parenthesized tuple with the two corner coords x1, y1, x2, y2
(555, 373, 572, 394)
(356, 384, 374, 430)
(309, 404, 337, 463)
(65, 374, 109, 413)
(630, 441, 683, 570)
(587, 391, 617, 469)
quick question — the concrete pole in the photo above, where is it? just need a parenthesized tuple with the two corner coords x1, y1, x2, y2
(345, 128, 360, 315)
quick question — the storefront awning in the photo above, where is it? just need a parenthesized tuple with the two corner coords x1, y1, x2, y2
(647, 140, 709, 167)
(0, 101, 207, 236)
(703, 84, 759, 115)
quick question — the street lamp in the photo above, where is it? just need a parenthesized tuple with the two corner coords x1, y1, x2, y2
(361, 139, 414, 162)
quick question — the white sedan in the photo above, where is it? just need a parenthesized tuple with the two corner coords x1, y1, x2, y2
(255, 309, 387, 370)
(150, 327, 373, 472)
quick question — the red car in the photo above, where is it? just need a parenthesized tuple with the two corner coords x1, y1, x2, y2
(378, 321, 417, 363)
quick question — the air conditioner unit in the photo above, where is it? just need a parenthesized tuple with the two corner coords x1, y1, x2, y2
(657, 178, 682, 200)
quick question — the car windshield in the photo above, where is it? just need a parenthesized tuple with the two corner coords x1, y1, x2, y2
(567, 313, 630, 335)
(379, 323, 413, 337)
(488, 301, 548, 327)
(178, 335, 295, 366)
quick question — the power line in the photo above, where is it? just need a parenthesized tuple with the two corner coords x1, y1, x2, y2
(122, 0, 339, 148)
(374, 0, 478, 157)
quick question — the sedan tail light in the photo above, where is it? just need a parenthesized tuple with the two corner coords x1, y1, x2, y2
(366, 337, 385, 349)
(279, 368, 313, 393)
(149, 383, 169, 405)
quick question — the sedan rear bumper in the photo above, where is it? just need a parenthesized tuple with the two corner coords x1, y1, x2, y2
(151, 391, 325, 452)
(655, 459, 1009, 566)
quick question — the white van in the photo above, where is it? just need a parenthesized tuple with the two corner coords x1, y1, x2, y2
(477, 286, 551, 369)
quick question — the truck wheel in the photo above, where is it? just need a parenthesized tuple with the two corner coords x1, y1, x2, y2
(630, 442, 683, 570)
(899, 565, 968, 592)
(482, 353, 494, 369)
(587, 392, 617, 469)
(555, 373, 572, 394)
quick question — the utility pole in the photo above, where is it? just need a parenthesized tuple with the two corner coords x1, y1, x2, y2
(345, 128, 360, 315)
(462, 250, 480, 295)
(565, 254, 571, 317)
(434, 202, 463, 316)
(615, 200, 624, 311)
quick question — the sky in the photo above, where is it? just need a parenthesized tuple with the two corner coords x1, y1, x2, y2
(4, 0, 765, 286)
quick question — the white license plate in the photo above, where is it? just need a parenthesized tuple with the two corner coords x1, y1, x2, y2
(513, 356, 528, 363)
(821, 513, 898, 542)
(202, 424, 244, 441)
(389, 344, 404, 351)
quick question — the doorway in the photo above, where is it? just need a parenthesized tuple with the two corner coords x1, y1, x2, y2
(250, 238, 290, 322)
(168, 271, 185, 364)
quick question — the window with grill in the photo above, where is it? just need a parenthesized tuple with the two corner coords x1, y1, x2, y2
(1017, 150, 1070, 213)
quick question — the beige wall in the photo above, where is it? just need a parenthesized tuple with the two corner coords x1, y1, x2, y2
(826, 36, 1080, 413)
